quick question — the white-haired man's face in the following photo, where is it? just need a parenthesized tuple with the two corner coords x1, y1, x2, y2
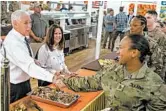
(14, 14, 31, 36)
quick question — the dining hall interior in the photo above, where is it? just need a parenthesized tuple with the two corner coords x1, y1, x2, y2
(1, 1, 166, 111)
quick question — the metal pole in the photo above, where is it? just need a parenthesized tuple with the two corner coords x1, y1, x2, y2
(86, 1, 92, 26)
(1, 46, 10, 111)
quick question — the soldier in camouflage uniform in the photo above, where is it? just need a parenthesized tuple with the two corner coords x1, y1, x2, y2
(125, 15, 166, 82)
(9, 1, 20, 12)
(61, 34, 166, 111)
(7, 1, 20, 24)
(1, 1, 8, 24)
(145, 10, 166, 81)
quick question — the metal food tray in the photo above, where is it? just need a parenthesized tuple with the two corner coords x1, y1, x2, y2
(27, 89, 80, 108)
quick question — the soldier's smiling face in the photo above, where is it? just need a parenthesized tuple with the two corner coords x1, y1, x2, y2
(118, 36, 136, 65)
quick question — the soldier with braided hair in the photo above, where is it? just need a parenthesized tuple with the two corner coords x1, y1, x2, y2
(124, 15, 165, 81)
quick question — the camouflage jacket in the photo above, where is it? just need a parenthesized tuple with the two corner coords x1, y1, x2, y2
(148, 28, 166, 80)
(63, 63, 166, 111)
(9, 2, 20, 12)
(1, 1, 7, 21)
(125, 31, 166, 81)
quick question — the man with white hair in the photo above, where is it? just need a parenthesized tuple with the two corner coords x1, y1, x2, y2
(0, 10, 60, 103)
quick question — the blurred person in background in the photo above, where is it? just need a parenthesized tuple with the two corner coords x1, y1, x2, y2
(30, 3, 49, 43)
(43, 1, 51, 11)
(114, 6, 128, 40)
(156, 20, 166, 34)
(102, 8, 116, 50)
(103, 10, 107, 28)
(69, 5, 74, 11)
(9, 1, 20, 12)
(1, 1, 8, 24)
(60, 4, 68, 12)
(110, 6, 128, 51)
(127, 10, 135, 25)
(161, 21, 166, 34)
(156, 20, 164, 31)
(55, 3, 61, 11)
(8, 1, 20, 24)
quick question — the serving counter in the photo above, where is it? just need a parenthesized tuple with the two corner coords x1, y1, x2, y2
(81, 51, 118, 71)
(10, 69, 105, 111)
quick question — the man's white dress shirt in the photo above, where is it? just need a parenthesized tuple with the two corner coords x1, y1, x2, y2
(0, 29, 54, 84)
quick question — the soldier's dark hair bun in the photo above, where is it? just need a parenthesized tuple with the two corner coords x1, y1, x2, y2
(127, 34, 151, 63)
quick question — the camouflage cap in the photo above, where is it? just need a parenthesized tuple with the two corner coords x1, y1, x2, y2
(34, 3, 41, 8)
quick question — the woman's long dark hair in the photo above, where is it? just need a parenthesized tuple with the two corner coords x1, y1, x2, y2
(45, 24, 64, 51)
(128, 34, 152, 63)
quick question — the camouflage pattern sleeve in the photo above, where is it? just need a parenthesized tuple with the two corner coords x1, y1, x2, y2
(157, 33, 166, 62)
(62, 73, 103, 92)
(62, 63, 119, 92)
(158, 33, 166, 81)
(147, 84, 166, 110)
(146, 35, 166, 81)
(9, 3, 13, 12)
